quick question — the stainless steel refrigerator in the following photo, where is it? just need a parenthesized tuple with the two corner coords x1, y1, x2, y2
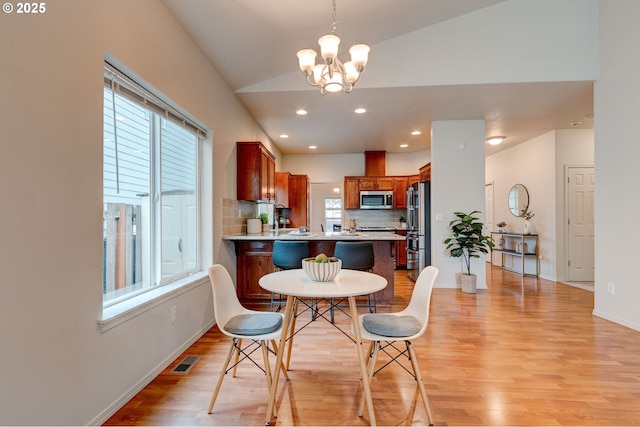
(406, 181, 431, 281)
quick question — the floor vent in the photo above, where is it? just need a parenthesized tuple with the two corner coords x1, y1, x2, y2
(169, 355, 202, 375)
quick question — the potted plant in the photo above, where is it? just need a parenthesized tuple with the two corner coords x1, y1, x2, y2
(520, 207, 534, 234)
(444, 210, 494, 293)
(258, 212, 270, 231)
(496, 221, 507, 233)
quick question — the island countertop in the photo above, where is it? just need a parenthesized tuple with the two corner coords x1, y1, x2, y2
(223, 231, 404, 303)
(222, 230, 405, 241)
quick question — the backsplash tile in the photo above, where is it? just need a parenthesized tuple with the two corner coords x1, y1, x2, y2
(223, 198, 257, 235)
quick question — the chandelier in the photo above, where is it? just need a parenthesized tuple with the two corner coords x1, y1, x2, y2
(296, 0, 370, 94)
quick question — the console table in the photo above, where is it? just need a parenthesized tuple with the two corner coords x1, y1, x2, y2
(490, 232, 539, 276)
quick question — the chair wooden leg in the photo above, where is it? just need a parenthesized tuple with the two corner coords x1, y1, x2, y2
(407, 341, 434, 426)
(271, 340, 289, 381)
(359, 341, 380, 416)
(232, 338, 242, 377)
(261, 341, 278, 418)
(208, 339, 236, 414)
(285, 298, 299, 370)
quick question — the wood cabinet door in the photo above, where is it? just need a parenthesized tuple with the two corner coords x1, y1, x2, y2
(275, 172, 291, 207)
(344, 177, 359, 209)
(393, 177, 409, 209)
(236, 241, 274, 300)
(376, 178, 394, 190)
(358, 178, 376, 190)
(289, 174, 309, 228)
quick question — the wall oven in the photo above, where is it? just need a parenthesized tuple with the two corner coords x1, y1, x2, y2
(360, 190, 393, 209)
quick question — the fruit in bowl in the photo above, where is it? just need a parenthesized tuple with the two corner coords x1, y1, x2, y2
(302, 253, 342, 282)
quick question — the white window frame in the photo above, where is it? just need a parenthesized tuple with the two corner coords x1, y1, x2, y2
(101, 61, 207, 320)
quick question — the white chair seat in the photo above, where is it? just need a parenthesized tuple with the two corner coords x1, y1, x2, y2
(354, 265, 439, 426)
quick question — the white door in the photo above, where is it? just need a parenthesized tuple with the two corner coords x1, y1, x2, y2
(485, 182, 494, 263)
(567, 166, 595, 281)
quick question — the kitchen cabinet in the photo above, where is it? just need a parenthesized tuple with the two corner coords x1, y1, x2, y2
(358, 177, 394, 191)
(393, 177, 409, 209)
(236, 241, 275, 299)
(275, 172, 291, 207)
(344, 175, 414, 209)
(344, 177, 359, 209)
(419, 163, 431, 182)
(275, 172, 308, 227)
(288, 174, 309, 228)
(237, 141, 275, 202)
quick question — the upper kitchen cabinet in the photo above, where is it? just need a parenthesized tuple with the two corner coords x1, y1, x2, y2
(393, 176, 409, 209)
(288, 174, 309, 228)
(419, 163, 431, 182)
(358, 177, 394, 191)
(275, 172, 291, 207)
(344, 177, 359, 209)
(237, 141, 275, 202)
(275, 172, 309, 227)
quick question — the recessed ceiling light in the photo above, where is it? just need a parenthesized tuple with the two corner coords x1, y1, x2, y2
(296, 109, 308, 116)
(354, 108, 366, 114)
(583, 114, 594, 121)
(486, 136, 505, 146)
(280, 134, 289, 139)
(411, 130, 421, 136)
(400, 144, 409, 148)
(309, 145, 317, 149)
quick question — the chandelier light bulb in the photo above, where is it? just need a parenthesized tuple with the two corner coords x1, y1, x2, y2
(296, 0, 369, 94)
(297, 49, 317, 72)
(319, 34, 340, 61)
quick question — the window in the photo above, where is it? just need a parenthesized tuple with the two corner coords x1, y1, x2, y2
(103, 62, 205, 306)
(325, 197, 342, 231)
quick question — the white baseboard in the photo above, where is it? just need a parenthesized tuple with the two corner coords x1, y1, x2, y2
(88, 319, 216, 426)
(592, 310, 640, 333)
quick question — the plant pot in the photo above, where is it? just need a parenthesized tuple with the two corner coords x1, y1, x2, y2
(459, 273, 477, 293)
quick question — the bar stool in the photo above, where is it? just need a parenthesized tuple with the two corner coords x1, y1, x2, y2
(331, 241, 376, 321)
(270, 240, 310, 311)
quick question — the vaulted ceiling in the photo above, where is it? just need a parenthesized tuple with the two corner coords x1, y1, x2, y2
(162, 0, 594, 155)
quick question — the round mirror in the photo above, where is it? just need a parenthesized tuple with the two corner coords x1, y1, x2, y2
(508, 184, 529, 217)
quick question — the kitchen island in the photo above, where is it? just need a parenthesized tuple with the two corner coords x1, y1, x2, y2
(223, 231, 405, 303)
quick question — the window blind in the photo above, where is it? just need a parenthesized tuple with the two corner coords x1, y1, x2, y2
(104, 62, 207, 138)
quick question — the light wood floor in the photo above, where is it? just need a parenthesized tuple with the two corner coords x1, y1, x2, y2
(104, 265, 640, 426)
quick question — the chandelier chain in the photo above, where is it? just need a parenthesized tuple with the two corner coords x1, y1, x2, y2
(330, 0, 337, 35)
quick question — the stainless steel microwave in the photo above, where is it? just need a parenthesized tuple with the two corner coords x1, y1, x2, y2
(360, 190, 393, 209)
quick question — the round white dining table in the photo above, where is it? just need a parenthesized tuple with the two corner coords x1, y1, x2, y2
(259, 268, 387, 426)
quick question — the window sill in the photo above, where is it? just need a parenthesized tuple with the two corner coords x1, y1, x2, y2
(98, 271, 209, 333)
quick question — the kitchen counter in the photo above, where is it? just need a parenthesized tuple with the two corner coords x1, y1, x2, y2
(224, 231, 404, 303)
(222, 230, 405, 241)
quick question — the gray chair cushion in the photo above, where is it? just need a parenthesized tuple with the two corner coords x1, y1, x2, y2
(224, 313, 282, 336)
(362, 314, 422, 337)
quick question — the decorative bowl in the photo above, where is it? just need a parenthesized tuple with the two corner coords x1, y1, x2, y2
(302, 258, 342, 282)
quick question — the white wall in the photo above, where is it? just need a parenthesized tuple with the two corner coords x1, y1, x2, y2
(486, 131, 557, 279)
(555, 129, 595, 281)
(431, 120, 487, 289)
(0, 1, 272, 424)
(486, 129, 594, 281)
(282, 150, 430, 182)
(593, 1, 640, 331)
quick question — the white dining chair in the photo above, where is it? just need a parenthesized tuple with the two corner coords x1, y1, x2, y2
(355, 265, 439, 425)
(207, 264, 289, 415)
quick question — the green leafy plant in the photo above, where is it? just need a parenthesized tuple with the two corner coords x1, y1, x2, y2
(444, 210, 494, 275)
(258, 213, 269, 224)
